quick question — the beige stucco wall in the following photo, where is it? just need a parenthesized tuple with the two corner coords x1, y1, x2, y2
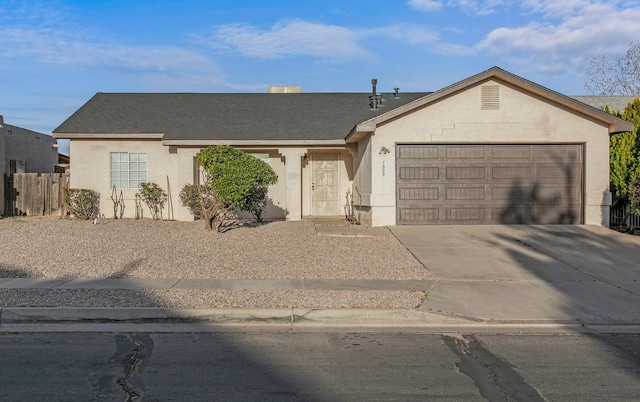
(70, 139, 180, 220)
(364, 79, 611, 227)
(350, 137, 372, 225)
(70, 140, 288, 221)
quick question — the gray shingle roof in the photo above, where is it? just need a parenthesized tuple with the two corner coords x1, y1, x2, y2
(570, 96, 637, 113)
(53, 92, 428, 142)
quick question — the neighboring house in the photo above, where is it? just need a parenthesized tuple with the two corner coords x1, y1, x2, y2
(2, 117, 59, 175)
(0, 116, 5, 215)
(1, 115, 60, 216)
(570, 96, 637, 113)
(53, 67, 633, 227)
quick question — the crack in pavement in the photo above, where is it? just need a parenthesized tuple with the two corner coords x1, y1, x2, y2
(89, 333, 154, 401)
(443, 334, 545, 401)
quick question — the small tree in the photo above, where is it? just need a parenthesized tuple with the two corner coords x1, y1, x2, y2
(196, 146, 277, 231)
(585, 41, 640, 96)
(136, 182, 167, 220)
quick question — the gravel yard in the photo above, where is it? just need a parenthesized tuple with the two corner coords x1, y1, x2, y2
(0, 217, 430, 308)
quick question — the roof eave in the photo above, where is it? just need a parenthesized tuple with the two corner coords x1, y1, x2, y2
(52, 133, 165, 140)
(353, 66, 635, 135)
(162, 139, 346, 146)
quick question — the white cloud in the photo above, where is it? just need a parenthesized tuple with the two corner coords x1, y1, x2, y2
(0, 25, 230, 93)
(0, 27, 220, 75)
(212, 20, 370, 60)
(448, 0, 511, 16)
(478, 0, 640, 59)
(210, 20, 466, 60)
(409, 0, 510, 16)
(475, 1, 640, 73)
(408, 0, 444, 12)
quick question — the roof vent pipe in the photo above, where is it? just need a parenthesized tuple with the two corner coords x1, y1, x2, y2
(394, 87, 399, 99)
(370, 78, 384, 110)
(370, 79, 378, 110)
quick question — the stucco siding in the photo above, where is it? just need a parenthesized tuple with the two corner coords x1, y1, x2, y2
(368, 79, 611, 226)
(4, 125, 58, 174)
(0, 117, 5, 215)
(351, 137, 373, 225)
(70, 139, 179, 219)
(70, 140, 288, 221)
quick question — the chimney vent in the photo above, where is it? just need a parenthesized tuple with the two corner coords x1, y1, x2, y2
(268, 86, 301, 93)
(394, 87, 399, 99)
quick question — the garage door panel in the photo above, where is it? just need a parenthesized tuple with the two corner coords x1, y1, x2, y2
(445, 186, 485, 200)
(491, 145, 532, 159)
(398, 146, 439, 159)
(535, 186, 581, 201)
(398, 187, 439, 200)
(536, 165, 581, 180)
(399, 166, 439, 180)
(445, 166, 486, 179)
(494, 207, 533, 224)
(396, 144, 583, 225)
(446, 208, 486, 221)
(534, 206, 581, 224)
(533, 145, 581, 160)
(492, 166, 533, 179)
(399, 208, 439, 223)
(492, 185, 532, 200)
(446, 146, 485, 159)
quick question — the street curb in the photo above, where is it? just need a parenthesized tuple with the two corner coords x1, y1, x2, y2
(0, 307, 472, 326)
(4, 308, 640, 334)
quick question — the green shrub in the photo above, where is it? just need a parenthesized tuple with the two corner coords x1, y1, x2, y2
(136, 182, 167, 220)
(64, 188, 100, 219)
(179, 184, 211, 219)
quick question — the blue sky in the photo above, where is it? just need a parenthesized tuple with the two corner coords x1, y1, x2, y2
(2, 0, 640, 155)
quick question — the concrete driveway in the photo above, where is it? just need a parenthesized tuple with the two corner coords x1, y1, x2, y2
(389, 225, 640, 324)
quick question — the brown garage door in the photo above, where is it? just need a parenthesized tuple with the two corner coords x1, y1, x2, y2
(396, 144, 583, 225)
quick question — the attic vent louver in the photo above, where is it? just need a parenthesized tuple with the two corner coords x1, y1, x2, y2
(481, 85, 499, 110)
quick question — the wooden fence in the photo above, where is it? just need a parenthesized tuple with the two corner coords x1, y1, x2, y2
(3, 173, 69, 217)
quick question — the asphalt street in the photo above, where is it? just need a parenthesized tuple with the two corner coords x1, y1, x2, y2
(1, 332, 640, 401)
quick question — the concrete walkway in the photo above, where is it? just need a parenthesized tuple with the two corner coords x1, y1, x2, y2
(0, 278, 433, 291)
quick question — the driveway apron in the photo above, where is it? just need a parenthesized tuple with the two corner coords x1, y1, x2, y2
(389, 225, 640, 324)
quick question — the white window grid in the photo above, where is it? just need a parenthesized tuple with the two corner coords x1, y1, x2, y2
(110, 152, 147, 188)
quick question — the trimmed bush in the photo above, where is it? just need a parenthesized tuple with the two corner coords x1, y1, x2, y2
(64, 188, 100, 219)
(136, 182, 167, 220)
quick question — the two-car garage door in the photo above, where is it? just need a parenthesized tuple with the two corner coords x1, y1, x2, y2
(396, 144, 583, 225)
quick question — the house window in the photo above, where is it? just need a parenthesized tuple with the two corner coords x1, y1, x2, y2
(250, 153, 270, 165)
(110, 152, 147, 188)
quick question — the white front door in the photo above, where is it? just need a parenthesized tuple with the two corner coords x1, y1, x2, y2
(311, 154, 340, 216)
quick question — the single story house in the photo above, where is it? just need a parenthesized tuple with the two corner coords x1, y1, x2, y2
(53, 67, 633, 226)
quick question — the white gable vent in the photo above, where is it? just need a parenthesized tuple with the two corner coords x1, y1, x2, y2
(481, 85, 499, 110)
